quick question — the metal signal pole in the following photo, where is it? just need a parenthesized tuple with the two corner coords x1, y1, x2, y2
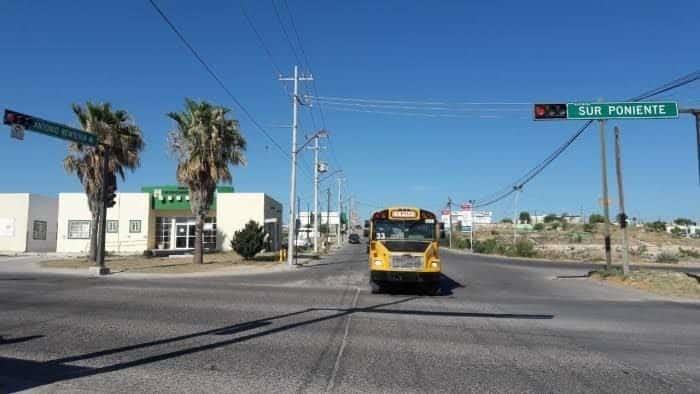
(512, 186, 522, 244)
(447, 197, 453, 249)
(280, 66, 313, 266)
(613, 126, 630, 276)
(599, 120, 613, 268)
(94, 145, 111, 275)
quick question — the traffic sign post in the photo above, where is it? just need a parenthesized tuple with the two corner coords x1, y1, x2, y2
(567, 102, 678, 120)
(3, 109, 98, 146)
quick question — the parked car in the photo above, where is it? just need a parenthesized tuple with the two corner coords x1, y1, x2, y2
(348, 233, 360, 244)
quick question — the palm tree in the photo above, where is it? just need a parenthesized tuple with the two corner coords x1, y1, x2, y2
(64, 102, 145, 261)
(168, 99, 246, 264)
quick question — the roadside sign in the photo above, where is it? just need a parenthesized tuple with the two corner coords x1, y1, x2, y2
(10, 124, 24, 140)
(566, 102, 678, 120)
(3, 109, 98, 146)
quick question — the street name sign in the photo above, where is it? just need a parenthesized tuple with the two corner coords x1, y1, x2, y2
(567, 102, 678, 120)
(3, 109, 98, 146)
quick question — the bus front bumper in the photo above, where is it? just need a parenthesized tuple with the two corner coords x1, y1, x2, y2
(370, 270, 441, 284)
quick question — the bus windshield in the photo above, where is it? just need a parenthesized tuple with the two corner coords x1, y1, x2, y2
(373, 219, 435, 241)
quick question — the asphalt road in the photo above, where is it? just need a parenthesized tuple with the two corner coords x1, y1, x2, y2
(1, 246, 699, 393)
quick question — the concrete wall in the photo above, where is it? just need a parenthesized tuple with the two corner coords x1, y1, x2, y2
(217, 193, 283, 252)
(57, 193, 150, 254)
(26, 195, 58, 252)
(0, 194, 29, 252)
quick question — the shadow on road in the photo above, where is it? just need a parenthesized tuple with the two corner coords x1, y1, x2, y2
(0, 335, 43, 346)
(0, 292, 553, 392)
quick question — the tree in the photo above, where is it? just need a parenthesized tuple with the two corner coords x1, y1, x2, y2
(589, 214, 606, 224)
(519, 211, 531, 224)
(674, 218, 696, 226)
(543, 214, 559, 223)
(500, 218, 513, 224)
(230, 220, 266, 259)
(168, 99, 246, 264)
(64, 102, 145, 262)
(645, 220, 667, 232)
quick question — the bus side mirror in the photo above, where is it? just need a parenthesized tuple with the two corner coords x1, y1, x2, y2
(439, 223, 446, 239)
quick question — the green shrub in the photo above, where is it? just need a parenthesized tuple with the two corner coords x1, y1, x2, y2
(645, 221, 666, 232)
(473, 238, 506, 255)
(583, 223, 595, 233)
(571, 233, 583, 243)
(544, 214, 559, 223)
(453, 237, 471, 250)
(591, 266, 624, 278)
(655, 252, 679, 264)
(533, 223, 545, 231)
(510, 239, 537, 258)
(500, 218, 513, 224)
(230, 220, 266, 259)
(589, 214, 606, 224)
(549, 222, 560, 230)
(679, 248, 700, 259)
(670, 227, 683, 237)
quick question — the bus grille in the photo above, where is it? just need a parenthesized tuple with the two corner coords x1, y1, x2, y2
(390, 255, 423, 269)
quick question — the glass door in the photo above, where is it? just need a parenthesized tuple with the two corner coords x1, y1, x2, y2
(175, 223, 189, 249)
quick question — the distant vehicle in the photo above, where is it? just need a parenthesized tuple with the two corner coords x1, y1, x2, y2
(368, 207, 442, 295)
(293, 238, 311, 248)
(348, 234, 360, 244)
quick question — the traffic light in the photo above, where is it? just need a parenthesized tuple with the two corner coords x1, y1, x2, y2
(3, 110, 33, 127)
(533, 103, 567, 120)
(105, 172, 117, 208)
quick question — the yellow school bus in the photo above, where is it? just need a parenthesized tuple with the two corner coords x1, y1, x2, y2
(368, 207, 442, 294)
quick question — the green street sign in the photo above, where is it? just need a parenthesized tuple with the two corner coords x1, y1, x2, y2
(3, 109, 98, 146)
(566, 102, 678, 120)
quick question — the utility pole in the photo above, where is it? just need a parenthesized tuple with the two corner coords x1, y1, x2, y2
(337, 177, 343, 246)
(326, 187, 331, 250)
(679, 108, 700, 184)
(280, 65, 313, 266)
(512, 186, 522, 245)
(312, 135, 320, 254)
(447, 197, 453, 249)
(599, 119, 613, 268)
(469, 199, 475, 253)
(614, 126, 630, 276)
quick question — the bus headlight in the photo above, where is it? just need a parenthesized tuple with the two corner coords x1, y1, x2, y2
(373, 260, 383, 267)
(430, 261, 439, 268)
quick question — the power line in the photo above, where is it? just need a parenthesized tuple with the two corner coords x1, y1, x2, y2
(308, 95, 533, 106)
(473, 70, 700, 208)
(270, 0, 302, 66)
(323, 105, 507, 119)
(314, 99, 527, 112)
(280, 0, 328, 130)
(147, 0, 289, 160)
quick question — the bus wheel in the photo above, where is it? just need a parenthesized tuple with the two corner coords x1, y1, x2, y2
(425, 284, 442, 296)
(370, 280, 382, 294)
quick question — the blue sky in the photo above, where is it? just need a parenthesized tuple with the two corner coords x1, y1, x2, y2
(1, 0, 698, 222)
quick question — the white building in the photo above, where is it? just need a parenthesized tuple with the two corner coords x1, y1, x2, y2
(0, 194, 58, 253)
(440, 208, 492, 232)
(296, 211, 344, 242)
(56, 185, 283, 254)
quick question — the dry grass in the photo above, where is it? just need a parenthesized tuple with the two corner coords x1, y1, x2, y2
(41, 252, 284, 274)
(455, 224, 700, 265)
(590, 269, 700, 299)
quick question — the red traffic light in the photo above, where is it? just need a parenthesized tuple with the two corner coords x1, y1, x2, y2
(533, 103, 567, 120)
